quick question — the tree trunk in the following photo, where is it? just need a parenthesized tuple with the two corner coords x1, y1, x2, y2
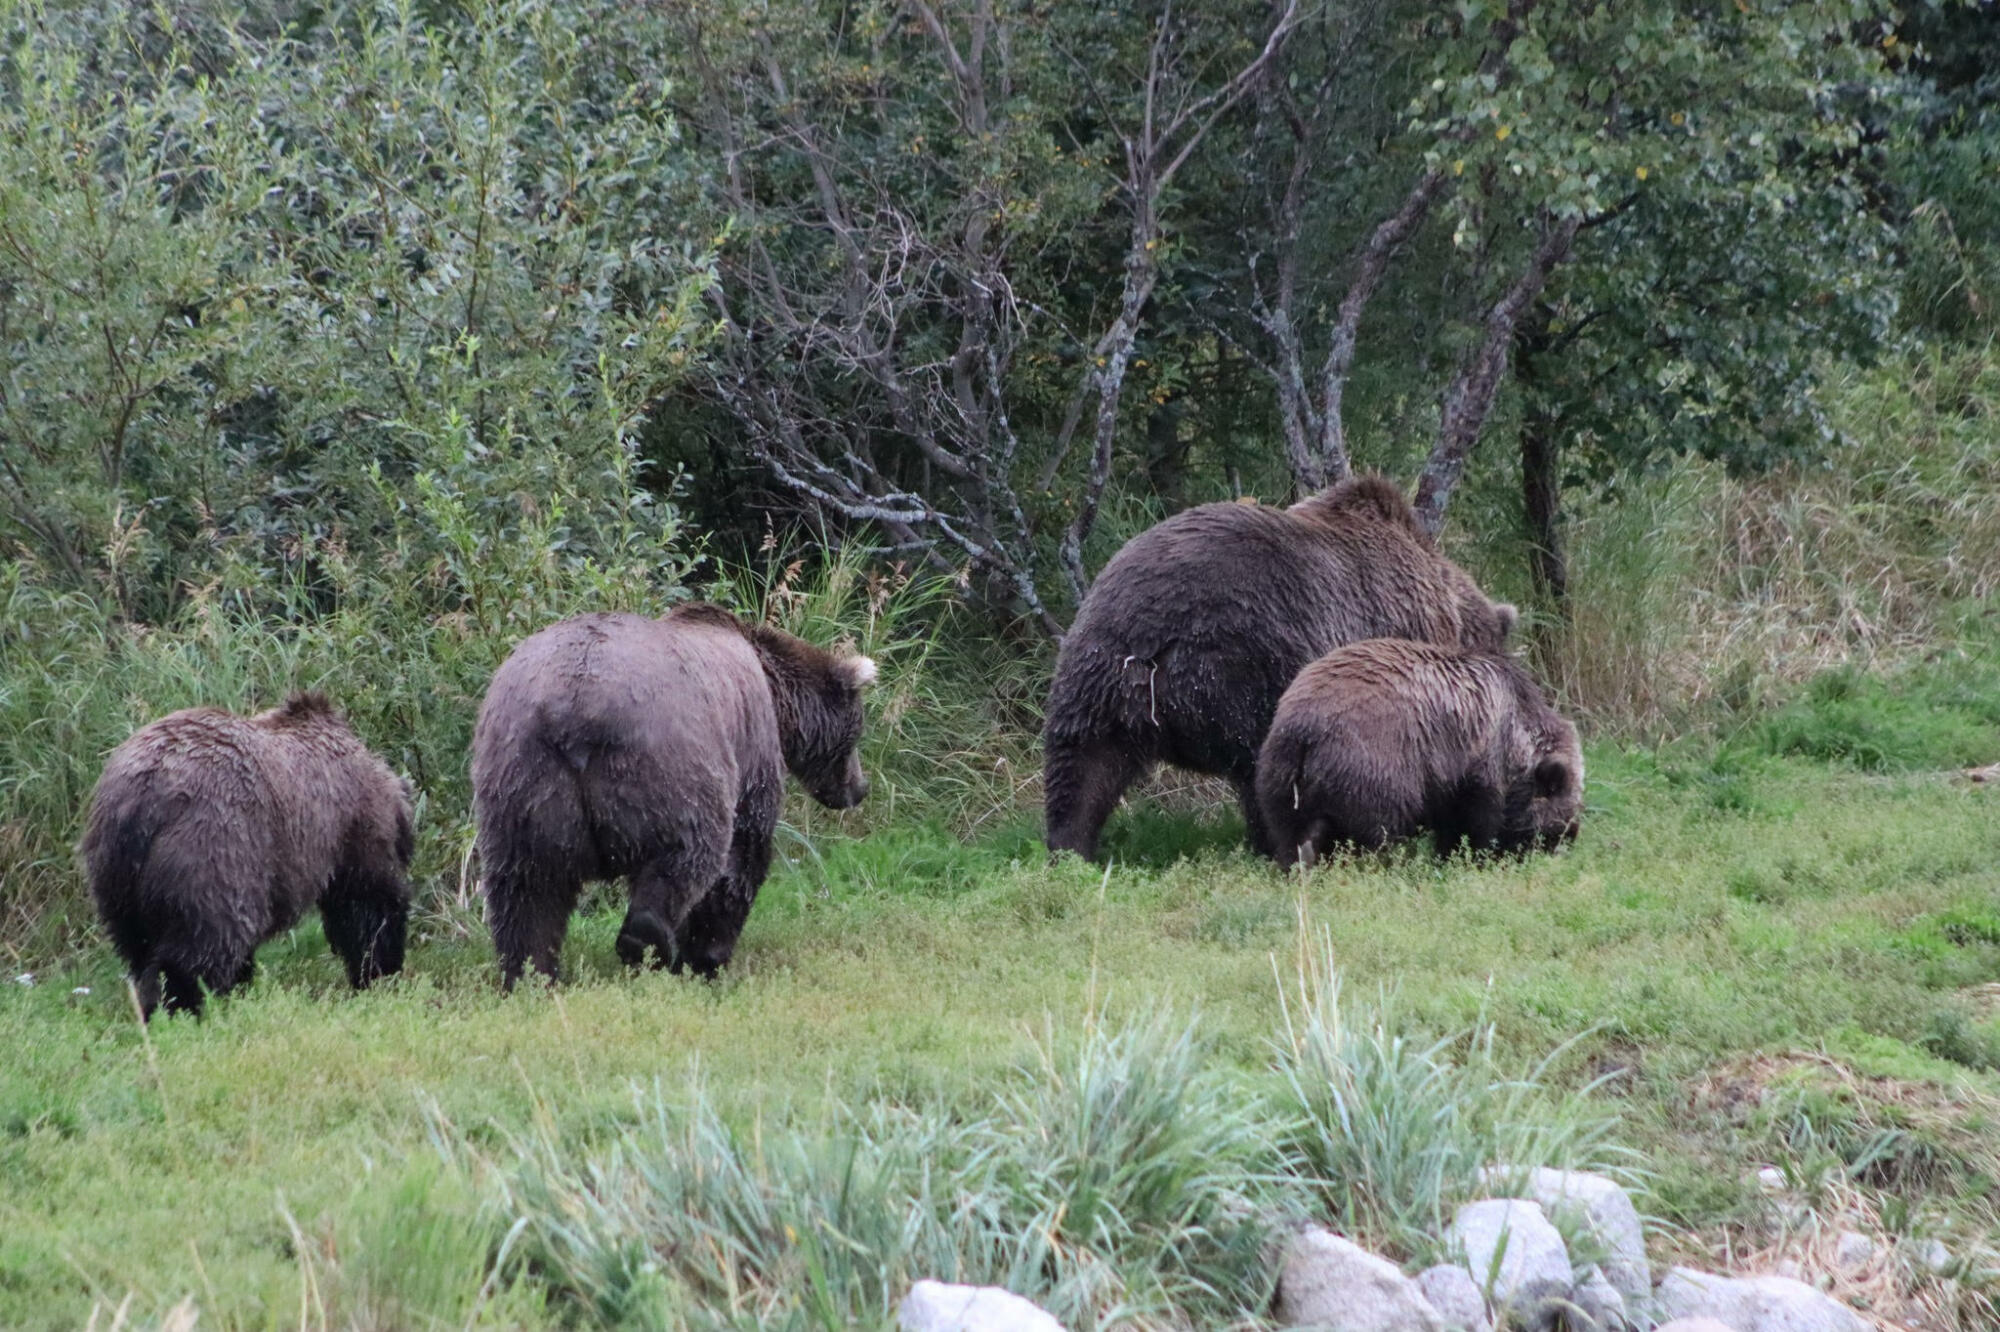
(1519, 400, 1566, 605)
(1515, 305, 1567, 605)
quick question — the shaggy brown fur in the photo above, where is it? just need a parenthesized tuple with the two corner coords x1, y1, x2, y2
(1043, 475, 1517, 859)
(471, 604, 875, 987)
(1254, 638, 1583, 864)
(80, 693, 414, 1018)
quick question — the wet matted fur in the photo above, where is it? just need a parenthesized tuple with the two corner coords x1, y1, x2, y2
(1255, 637, 1583, 865)
(1043, 475, 1517, 859)
(471, 604, 875, 987)
(80, 692, 414, 1018)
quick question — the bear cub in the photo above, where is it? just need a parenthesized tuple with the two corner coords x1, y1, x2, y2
(1255, 638, 1582, 865)
(81, 692, 414, 1018)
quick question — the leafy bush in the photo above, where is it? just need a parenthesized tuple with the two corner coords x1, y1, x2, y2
(0, 0, 713, 606)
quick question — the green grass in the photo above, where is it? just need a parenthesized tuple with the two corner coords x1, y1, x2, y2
(2, 747, 1999, 1329)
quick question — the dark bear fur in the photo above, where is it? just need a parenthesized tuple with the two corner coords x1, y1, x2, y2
(1043, 475, 1517, 859)
(1254, 637, 1583, 864)
(471, 604, 876, 988)
(80, 692, 415, 1019)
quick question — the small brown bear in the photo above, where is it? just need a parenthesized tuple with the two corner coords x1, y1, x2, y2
(471, 605, 875, 988)
(1043, 474, 1516, 860)
(1254, 638, 1582, 865)
(80, 693, 415, 1019)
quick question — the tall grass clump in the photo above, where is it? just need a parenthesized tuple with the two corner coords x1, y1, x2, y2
(1547, 347, 2000, 733)
(1274, 929, 1628, 1260)
(466, 1013, 1287, 1331)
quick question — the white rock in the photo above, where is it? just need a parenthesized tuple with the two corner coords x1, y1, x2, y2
(1755, 1166, 1788, 1191)
(1416, 1264, 1490, 1331)
(1277, 1228, 1445, 1332)
(1654, 1267, 1870, 1332)
(1478, 1165, 1649, 1304)
(12, 972, 32, 986)
(1655, 1321, 1740, 1332)
(1832, 1231, 1876, 1272)
(898, 1281, 1066, 1332)
(1450, 1198, 1572, 1326)
(1570, 1265, 1628, 1331)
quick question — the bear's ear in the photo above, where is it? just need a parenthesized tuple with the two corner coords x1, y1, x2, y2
(840, 655, 878, 689)
(1493, 602, 1520, 642)
(1532, 756, 1571, 798)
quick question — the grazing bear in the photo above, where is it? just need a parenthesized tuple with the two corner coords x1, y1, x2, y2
(1254, 637, 1583, 865)
(1043, 475, 1516, 859)
(471, 605, 875, 987)
(80, 693, 414, 1019)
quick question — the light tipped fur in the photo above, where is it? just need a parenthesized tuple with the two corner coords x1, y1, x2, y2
(844, 656, 878, 687)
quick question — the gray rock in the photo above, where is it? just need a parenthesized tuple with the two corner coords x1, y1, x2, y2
(898, 1281, 1066, 1332)
(1832, 1231, 1877, 1272)
(1477, 1166, 1649, 1304)
(1755, 1166, 1788, 1191)
(1450, 1198, 1571, 1328)
(1654, 1267, 1870, 1332)
(1276, 1228, 1445, 1332)
(1569, 1265, 1629, 1331)
(1415, 1264, 1491, 1332)
(1913, 1238, 1952, 1275)
(1654, 1321, 1741, 1332)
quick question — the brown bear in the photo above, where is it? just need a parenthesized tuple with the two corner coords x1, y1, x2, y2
(1042, 475, 1516, 859)
(471, 604, 875, 987)
(1254, 637, 1583, 865)
(80, 693, 415, 1019)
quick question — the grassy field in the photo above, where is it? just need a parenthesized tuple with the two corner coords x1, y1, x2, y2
(3, 729, 1999, 1330)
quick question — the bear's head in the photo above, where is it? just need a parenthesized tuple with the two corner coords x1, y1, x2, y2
(750, 626, 877, 809)
(1521, 718, 1583, 850)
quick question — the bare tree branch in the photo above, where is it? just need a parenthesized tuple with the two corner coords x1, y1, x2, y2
(1316, 168, 1450, 484)
(1414, 211, 1580, 537)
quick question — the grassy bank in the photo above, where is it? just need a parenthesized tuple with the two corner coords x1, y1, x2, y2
(3, 741, 1997, 1329)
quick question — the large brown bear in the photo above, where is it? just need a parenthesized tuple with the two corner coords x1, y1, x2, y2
(471, 604, 875, 987)
(80, 693, 414, 1019)
(1043, 476, 1517, 859)
(1254, 637, 1583, 865)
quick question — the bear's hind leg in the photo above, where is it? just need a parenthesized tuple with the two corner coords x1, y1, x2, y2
(619, 831, 728, 973)
(130, 961, 163, 1020)
(614, 889, 676, 970)
(488, 864, 580, 990)
(155, 944, 246, 1017)
(1231, 773, 1278, 859)
(159, 962, 208, 1017)
(1044, 739, 1146, 861)
(675, 811, 777, 980)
